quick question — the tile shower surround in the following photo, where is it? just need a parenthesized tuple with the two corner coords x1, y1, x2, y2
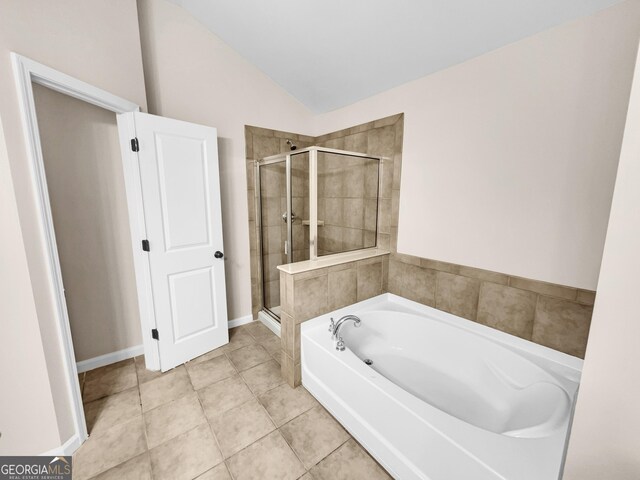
(246, 114, 403, 319)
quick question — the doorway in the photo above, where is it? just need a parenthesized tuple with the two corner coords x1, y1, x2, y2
(13, 54, 229, 454)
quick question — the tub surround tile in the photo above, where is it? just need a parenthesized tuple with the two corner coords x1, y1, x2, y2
(144, 391, 206, 449)
(576, 289, 597, 306)
(280, 406, 350, 469)
(139, 366, 193, 412)
(72, 417, 147, 480)
(328, 267, 357, 310)
(509, 276, 577, 300)
(533, 296, 593, 357)
(435, 272, 481, 319)
(198, 374, 254, 418)
(226, 431, 306, 480)
(390, 261, 437, 306)
(310, 438, 392, 480)
(477, 283, 537, 340)
(209, 399, 276, 458)
(293, 274, 329, 321)
(420, 258, 460, 274)
(387, 254, 596, 358)
(149, 424, 222, 480)
(280, 352, 299, 389)
(280, 312, 296, 358)
(357, 260, 383, 301)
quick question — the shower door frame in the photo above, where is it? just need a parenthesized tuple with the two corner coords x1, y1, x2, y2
(256, 146, 384, 320)
(256, 154, 291, 321)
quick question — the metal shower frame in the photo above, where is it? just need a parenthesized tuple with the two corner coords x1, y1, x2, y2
(256, 146, 384, 264)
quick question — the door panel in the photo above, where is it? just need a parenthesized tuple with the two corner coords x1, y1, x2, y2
(133, 111, 228, 371)
(168, 267, 216, 341)
(156, 134, 211, 250)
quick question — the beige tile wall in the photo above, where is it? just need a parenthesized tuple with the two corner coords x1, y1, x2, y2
(279, 255, 389, 387)
(388, 253, 595, 358)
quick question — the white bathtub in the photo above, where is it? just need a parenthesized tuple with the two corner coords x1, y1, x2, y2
(301, 293, 582, 480)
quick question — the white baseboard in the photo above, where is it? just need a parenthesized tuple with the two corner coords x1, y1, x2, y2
(228, 314, 253, 329)
(40, 433, 83, 456)
(76, 344, 144, 373)
(76, 315, 260, 373)
(258, 310, 281, 337)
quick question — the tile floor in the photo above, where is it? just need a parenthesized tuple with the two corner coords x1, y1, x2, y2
(74, 322, 391, 480)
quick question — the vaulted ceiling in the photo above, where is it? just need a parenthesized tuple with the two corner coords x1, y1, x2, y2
(167, 0, 625, 113)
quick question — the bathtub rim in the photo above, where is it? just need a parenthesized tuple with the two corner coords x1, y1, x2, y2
(302, 293, 583, 374)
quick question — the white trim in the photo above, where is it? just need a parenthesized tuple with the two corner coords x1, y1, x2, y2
(228, 314, 254, 329)
(40, 434, 82, 457)
(76, 345, 144, 373)
(115, 113, 160, 371)
(258, 310, 282, 337)
(11, 53, 143, 455)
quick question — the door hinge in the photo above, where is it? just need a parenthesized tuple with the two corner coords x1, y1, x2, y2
(142, 239, 150, 252)
(151, 328, 159, 340)
(131, 137, 139, 152)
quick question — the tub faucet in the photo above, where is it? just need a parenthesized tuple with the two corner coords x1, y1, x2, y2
(330, 315, 361, 351)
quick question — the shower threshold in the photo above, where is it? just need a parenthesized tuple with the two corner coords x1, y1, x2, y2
(258, 308, 282, 337)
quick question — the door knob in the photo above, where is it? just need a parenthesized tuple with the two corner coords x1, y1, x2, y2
(214, 251, 224, 259)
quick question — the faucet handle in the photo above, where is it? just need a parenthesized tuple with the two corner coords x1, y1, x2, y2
(328, 317, 335, 334)
(336, 336, 346, 351)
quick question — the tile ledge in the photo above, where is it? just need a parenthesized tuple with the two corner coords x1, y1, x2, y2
(277, 248, 390, 275)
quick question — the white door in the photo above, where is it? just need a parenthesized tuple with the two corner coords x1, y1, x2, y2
(124, 112, 228, 371)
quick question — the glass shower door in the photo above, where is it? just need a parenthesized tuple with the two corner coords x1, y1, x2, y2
(258, 160, 286, 317)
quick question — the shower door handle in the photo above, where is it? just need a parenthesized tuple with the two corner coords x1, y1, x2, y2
(282, 212, 297, 223)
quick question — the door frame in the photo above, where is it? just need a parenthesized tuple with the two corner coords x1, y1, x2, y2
(11, 53, 158, 453)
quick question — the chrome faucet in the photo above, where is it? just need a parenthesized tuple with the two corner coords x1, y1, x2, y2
(329, 315, 361, 351)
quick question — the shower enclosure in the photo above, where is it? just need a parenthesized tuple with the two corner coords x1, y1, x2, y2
(257, 147, 382, 320)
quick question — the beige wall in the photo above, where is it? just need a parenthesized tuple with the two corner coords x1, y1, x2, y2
(0, 0, 147, 451)
(563, 39, 640, 480)
(313, 0, 640, 291)
(136, 0, 315, 322)
(33, 84, 142, 362)
(0, 114, 61, 455)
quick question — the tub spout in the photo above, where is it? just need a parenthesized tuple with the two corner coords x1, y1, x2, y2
(331, 315, 361, 351)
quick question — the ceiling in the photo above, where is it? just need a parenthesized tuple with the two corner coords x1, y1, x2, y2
(167, 0, 625, 113)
